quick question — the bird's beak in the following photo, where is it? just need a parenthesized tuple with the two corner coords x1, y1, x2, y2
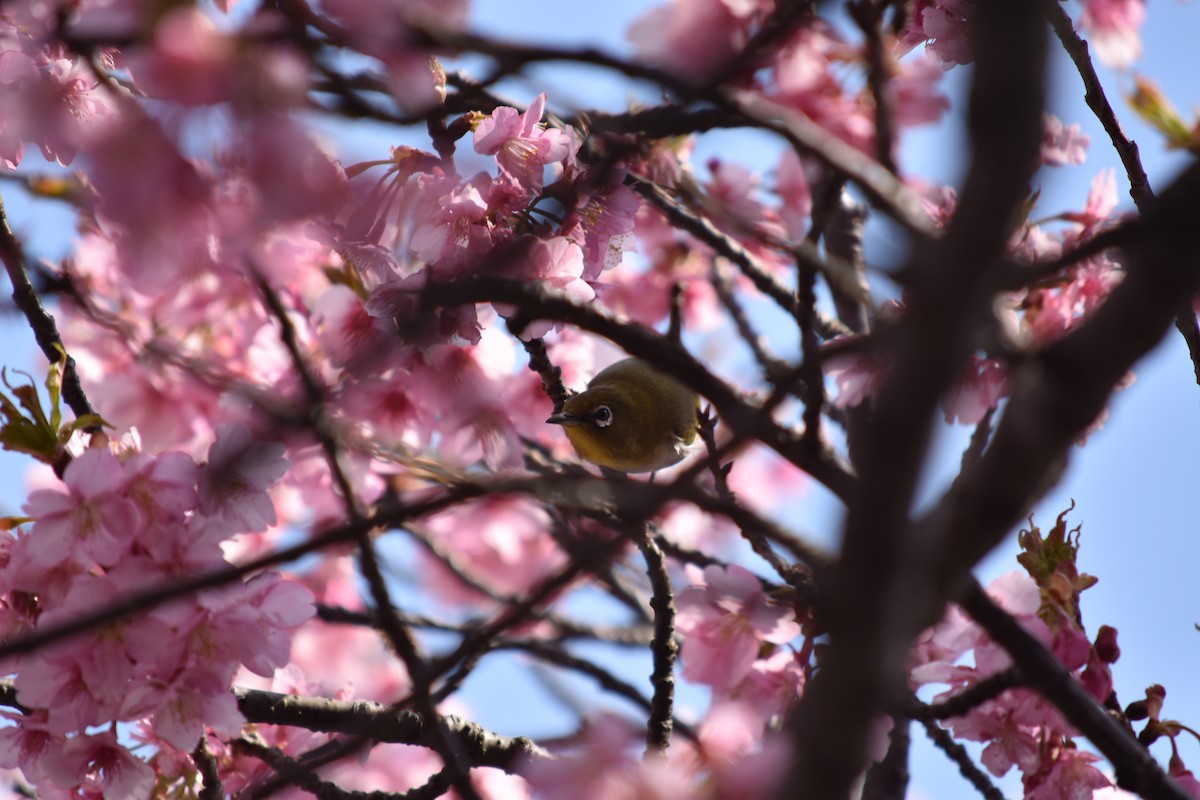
(546, 411, 581, 426)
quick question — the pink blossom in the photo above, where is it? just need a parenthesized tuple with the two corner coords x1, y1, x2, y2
(825, 343, 887, 409)
(421, 495, 567, 605)
(140, 666, 246, 751)
(121, 450, 199, 527)
(898, 0, 974, 68)
(725, 650, 806, 723)
(31, 50, 119, 166)
(560, 172, 640, 281)
(125, 6, 235, 105)
(313, 284, 396, 370)
(409, 176, 494, 273)
(1025, 748, 1111, 800)
(1064, 169, 1119, 229)
(888, 54, 950, 129)
(197, 423, 288, 533)
(474, 93, 571, 196)
(675, 564, 801, 689)
(1079, 0, 1145, 68)
(334, 373, 435, 451)
(289, 622, 411, 702)
(196, 571, 315, 677)
(40, 730, 155, 800)
(775, 148, 814, 240)
(628, 0, 771, 80)
(22, 448, 144, 569)
(769, 25, 874, 153)
(1169, 756, 1200, 800)
(0, 709, 63, 778)
(941, 356, 1008, 425)
(496, 237, 594, 339)
(949, 698, 1042, 777)
(1042, 114, 1090, 167)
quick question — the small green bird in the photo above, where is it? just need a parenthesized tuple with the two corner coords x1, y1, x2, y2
(546, 357, 701, 473)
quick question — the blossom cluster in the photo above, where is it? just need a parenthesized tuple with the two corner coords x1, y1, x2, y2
(0, 426, 312, 797)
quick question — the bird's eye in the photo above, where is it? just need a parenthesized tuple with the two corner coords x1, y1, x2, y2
(592, 405, 613, 428)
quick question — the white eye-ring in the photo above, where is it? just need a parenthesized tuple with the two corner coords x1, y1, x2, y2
(593, 405, 613, 428)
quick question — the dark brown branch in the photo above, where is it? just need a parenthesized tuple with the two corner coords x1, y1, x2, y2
(919, 719, 1006, 800)
(520, 336, 569, 410)
(904, 668, 1021, 722)
(782, 1, 1049, 795)
(232, 687, 548, 771)
(193, 737, 224, 800)
(629, 524, 678, 753)
(849, 0, 898, 175)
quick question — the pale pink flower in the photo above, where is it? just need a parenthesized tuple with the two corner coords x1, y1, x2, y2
(724, 446, 809, 516)
(496, 237, 594, 339)
(1079, 0, 1145, 68)
(334, 373, 435, 451)
(1168, 756, 1200, 800)
(40, 730, 154, 800)
(523, 713, 694, 800)
(197, 423, 288, 533)
(888, 54, 950, 128)
(628, 0, 771, 80)
(699, 701, 763, 762)
(23, 448, 144, 569)
(196, 572, 314, 678)
(410, 176, 494, 273)
(560, 173, 640, 281)
(125, 6, 235, 105)
(0, 709, 63, 776)
(725, 650, 806, 724)
(950, 699, 1042, 777)
(1025, 748, 1111, 800)
(825, 344, 887, 409)
(1041, 114, 1090, 167)
(656, 503, 736, 552)
(1064, 169, 1119, 229)
(769, 25, 874, 153)
(421, 495, 567, 605)
(141, 666, 246, 751)
(33, 51, 118, 166)
(474, 93, 571, 196)
(941, 356, 1008, 425)
(676, 564, 801, 689)
(776, 148, 815, 239)
(121, 450, 199, 527)
(898, 0, 974, 67)
(313, 284, 395, 370)
(289, 623, 410, 702)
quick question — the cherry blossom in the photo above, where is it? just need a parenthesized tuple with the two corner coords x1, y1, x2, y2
(675, 564, 801, 689)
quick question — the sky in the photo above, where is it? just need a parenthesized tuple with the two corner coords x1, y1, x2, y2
(2, 1, 1199, 798)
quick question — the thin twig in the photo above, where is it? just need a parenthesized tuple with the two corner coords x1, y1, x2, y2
(0, 191, 95, 421)
(919, 719, 1006, 800)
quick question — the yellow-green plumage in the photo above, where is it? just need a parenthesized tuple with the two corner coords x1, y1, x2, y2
(546, 357, 701, 473)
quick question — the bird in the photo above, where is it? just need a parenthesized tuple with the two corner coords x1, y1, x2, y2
(546, 357, 701, 473)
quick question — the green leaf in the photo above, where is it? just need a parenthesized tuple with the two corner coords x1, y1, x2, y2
(0, 359, 107, 465)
